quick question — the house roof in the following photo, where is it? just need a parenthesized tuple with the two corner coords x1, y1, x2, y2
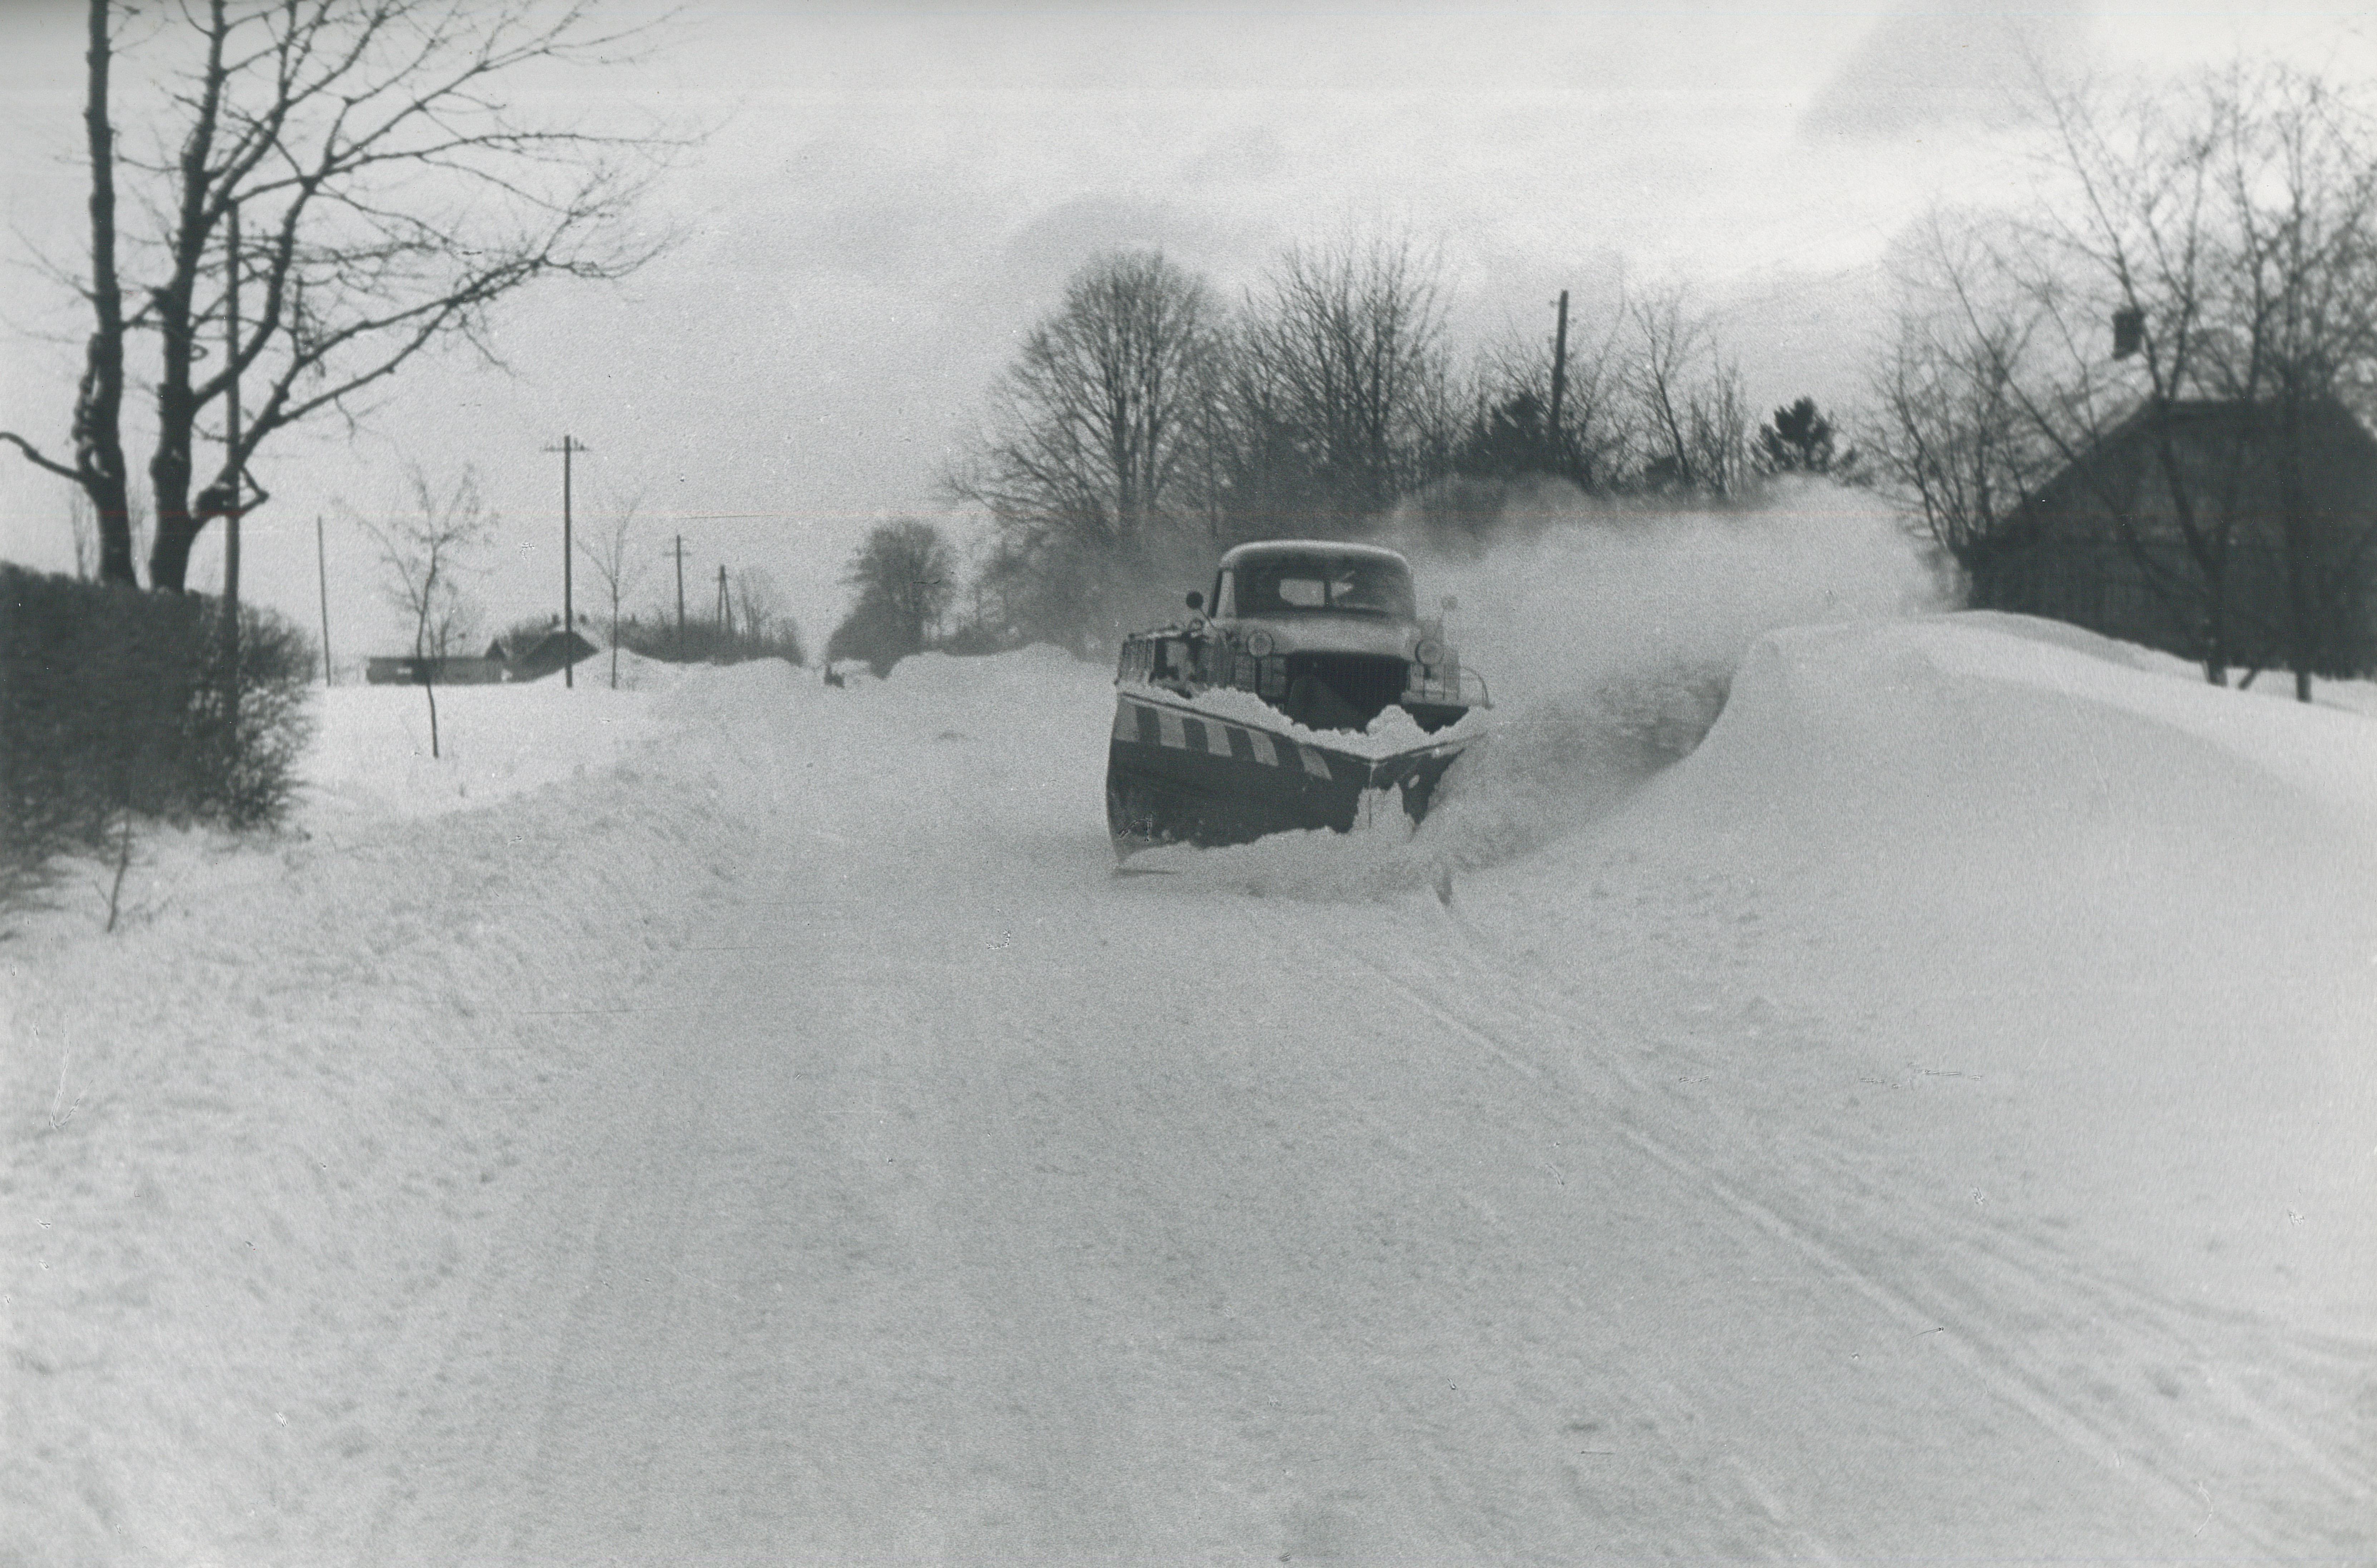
(515, 627, 603, 657)
(2095, 395, 2375, 448)
(2025, 394, 2377, 519)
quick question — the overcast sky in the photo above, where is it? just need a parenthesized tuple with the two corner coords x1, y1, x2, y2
(1, 0, 2367, 659)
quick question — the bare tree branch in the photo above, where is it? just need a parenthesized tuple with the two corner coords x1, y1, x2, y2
(10, 0, 689, 592)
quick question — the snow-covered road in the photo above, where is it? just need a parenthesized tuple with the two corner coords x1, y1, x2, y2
(8, 615, 2373, 1564)
(348, 844, 2289, 1564)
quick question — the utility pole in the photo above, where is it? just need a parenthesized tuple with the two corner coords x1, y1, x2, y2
(1547, 288, 1570, 473)
(674, 533, 688, 652)
(716, 563, 732, 645)
(315, 513, 332, 687)
(222, 199, 243, 714)
(544, 435, 586, 686)
(223, 202, 241, 614)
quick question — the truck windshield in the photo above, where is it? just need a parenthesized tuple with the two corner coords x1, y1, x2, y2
(1239, 555, 1415, 618)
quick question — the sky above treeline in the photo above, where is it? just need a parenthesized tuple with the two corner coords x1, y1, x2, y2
(0, 0, 2367, 659)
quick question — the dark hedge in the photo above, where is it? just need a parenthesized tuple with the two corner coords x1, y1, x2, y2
(2, 564, 315, 903)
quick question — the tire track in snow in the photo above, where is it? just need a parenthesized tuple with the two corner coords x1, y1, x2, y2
(1234, 888, 2273, 1558)
(1237, 897, 1885, 1563)
(1385, 896, 2336, 1559)
(1821, 1152, 2377, 1531)
(1473, 937, 2377, 1550)
(1099, 882, 1880, 1559)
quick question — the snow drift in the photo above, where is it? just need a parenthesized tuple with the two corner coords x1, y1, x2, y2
(1471, 611, 2377, 1332)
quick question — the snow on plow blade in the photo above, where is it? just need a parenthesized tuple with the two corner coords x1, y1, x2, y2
(1106, 689, 1470, 854)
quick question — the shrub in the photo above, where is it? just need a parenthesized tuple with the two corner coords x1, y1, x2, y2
(185, 599, 318, 829)
(1, 565, 315, 902)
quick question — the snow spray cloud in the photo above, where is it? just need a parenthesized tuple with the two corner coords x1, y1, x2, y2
(1145, 480, 1944, 900)
(1405, 478, 1946, 871)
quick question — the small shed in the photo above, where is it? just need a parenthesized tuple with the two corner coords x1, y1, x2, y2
(364, 653, 509, 686)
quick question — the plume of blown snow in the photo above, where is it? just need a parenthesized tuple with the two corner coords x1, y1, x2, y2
(1422, 480, 1943, 699)
(1145, 480, 1945, 899)
(1410, 478, 1947, 871)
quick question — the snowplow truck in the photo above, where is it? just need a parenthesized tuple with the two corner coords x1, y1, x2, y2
(1107, 541, 1490, 854)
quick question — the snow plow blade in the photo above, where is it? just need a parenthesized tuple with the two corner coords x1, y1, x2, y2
(1106, 689, 1470, 854)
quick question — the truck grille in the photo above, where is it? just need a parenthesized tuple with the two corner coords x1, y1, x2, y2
(1284, 654, 1409, 729)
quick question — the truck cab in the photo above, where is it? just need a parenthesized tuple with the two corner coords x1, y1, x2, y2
(1194, 541, 1477, 733)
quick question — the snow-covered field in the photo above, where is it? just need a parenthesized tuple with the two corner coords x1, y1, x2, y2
(4, 587, 2373, 1562)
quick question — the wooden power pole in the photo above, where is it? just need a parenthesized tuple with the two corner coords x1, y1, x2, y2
(222, 200, 243, 722)
(315, 513, 331, 687)
(674, 534, 688, 651)
(223, 202, 241, 613)
(1547, 288, 1570, 471)
(544, 434, 586, 686)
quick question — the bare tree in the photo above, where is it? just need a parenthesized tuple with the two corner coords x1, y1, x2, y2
(1620, 286, 1751, 497)
(829, 519, 954, 670)
(732, 566, 786, 650)
(2001, 70, 2255, 680)
(355, 464, 491, 758)
(1685, 355, 1753, 498)
(4, 1, 134, 581)
(575, 486, 650, 689)
(1233, 233, 1456, 524)
(2197, 64, 2377, 697)
(949, 250, 1220, 561)
(2, 0, 680, 591)
(1863, 277, 2060, 578)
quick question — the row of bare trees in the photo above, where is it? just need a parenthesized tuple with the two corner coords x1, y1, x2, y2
(1861, 61, 2377, 695)
(613, 564, 800, 669)
(941, 239, 1791, 650)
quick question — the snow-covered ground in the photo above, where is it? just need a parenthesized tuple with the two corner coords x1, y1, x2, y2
(5, 588, 2372, 1562)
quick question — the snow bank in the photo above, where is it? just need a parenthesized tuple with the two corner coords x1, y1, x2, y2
(302, 680, 663, 821)
(0, 656, 836, 1564)
(1468, 612, 2377, 1334)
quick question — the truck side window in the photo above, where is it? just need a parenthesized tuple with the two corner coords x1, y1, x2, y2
(1213, 570, 1235, 618)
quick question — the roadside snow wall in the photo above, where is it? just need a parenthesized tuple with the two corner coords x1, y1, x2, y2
(1481, 612, 2377, 1334)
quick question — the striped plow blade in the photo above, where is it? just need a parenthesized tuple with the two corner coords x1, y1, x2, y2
(1112, 694, 1348, 781)
(1104, 690, 1471, 853)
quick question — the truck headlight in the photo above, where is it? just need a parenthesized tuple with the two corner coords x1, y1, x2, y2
(1413, 637, 1444, 669)
(1245, 629, 1275, 658)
